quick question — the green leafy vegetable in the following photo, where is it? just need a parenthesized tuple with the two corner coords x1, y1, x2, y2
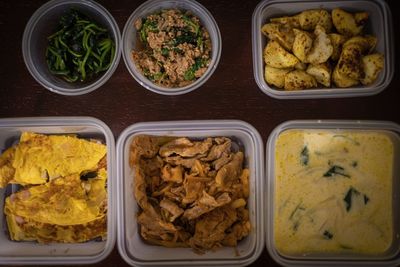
(46, 9, 115, 83)
(323, 230, 333, 240)
(300, 146, 309, 166)
(184, 58, 207, 81)
(343, 187, 370, 212)
(323, 165, 350, 178)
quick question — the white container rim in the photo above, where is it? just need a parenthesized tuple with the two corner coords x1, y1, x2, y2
(0, 116, 116, 265)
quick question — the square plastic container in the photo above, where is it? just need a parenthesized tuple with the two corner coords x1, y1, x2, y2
(116, 120, 264, 266)
(266, 120, 400, 266)
(0, 117, 116, 265)
(252, 0, 394, 99)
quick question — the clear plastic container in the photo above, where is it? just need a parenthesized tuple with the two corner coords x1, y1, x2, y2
(116, 120, 264, 266)
(252, 0, 394, 99)
(0, 117, 116, 265)
(22, 0, 122, 96)
(266, 120, 400, 266)
(122, 0, 222, 95)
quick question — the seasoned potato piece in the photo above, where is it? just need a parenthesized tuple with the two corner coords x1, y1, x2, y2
(332, 8, 369, 36)
(294, 62, 307, 70)
(306, 63, 331, 87)
(265, 65, 292, 88)
(360, 53, 384, 85)
(306, 25, 333, 64)
(337, 43, 364, 80)
(332, 65, 359, 87)
(297, 9, 333, 32)
(270, 15, 300, 28)
(329, 33, 347, 61)
(292, 29, 313, 62)
(284, 70, 317, 90)
(343, 36, 374, 53)
(261, 23, 295, 51)
(264, 40, 299, 68)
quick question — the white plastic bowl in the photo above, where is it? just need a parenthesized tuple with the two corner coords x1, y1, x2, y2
(122, 0, 222, 95)
(252, 0, 394, 99)
(0, 117, 116, 265)
(22, 0, 121, 96)
(116, 120, 264, 266)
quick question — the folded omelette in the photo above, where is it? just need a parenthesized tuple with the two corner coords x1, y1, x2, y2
(0, 132, 107, 243)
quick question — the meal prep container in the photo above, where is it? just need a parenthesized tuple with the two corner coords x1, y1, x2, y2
(122, 0, 222, 95)
(252, 0, 394, 99)
(266, 120, 400, 266)
(116, 120, 264, 266)
(0, 117, 116, 265)
(22, 0, 122, 96)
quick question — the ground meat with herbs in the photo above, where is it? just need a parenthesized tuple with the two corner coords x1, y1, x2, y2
(132, 9, 212, 88)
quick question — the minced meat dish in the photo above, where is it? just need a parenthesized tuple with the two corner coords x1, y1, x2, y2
(132, 9, 212, 88)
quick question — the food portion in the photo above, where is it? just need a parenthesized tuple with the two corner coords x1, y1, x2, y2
(132, 9, 212, 88)
(0, 132, 107, 243)
(274, 129, 395, 256)
(130, 135, 250, 253)
(261, 8, 384, 90)
(46, 9, 115, 83)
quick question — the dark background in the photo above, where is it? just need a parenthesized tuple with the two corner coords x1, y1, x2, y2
(0, 0, 398, 266)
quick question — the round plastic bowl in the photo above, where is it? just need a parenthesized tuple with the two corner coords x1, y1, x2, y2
(122, 0, 222, 96)
(22, 0, 121, 96)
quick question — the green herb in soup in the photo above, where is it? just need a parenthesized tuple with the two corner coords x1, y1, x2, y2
(46, 9, 115, 83)
(132, 9, 211, 88)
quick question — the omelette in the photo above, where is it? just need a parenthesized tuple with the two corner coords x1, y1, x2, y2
(0, 132, 108, 243)
(274, 129, 395, 256)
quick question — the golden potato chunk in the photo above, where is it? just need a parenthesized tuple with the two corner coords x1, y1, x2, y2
(332, 65, 359, 87)
(261, 23, 295, 51)
(264, 40, 299, 68)
(297, 9, 333, 32)
(332, 8, 369, 36)
(306, 63, 331, 87)
(360, 53, 384, 85)
(329, 33, 347, 61)
(265, 65, 292, 88)
(306, 25, 333, 64)
(337, 42, 364, 80)
(284, 70, 317, 90)
(292, 29, 313, 62)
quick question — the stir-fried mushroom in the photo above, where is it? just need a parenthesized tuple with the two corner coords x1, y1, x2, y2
(130, 135, 251, 252)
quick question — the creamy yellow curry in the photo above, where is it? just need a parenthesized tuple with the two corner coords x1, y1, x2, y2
(274, 129, 395, 256)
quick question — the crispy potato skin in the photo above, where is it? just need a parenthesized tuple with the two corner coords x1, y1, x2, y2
(264, 40, 299, 68)
(284, 70, 317, 90)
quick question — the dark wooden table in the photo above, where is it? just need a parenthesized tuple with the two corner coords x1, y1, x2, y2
(0, 0, 399, 266)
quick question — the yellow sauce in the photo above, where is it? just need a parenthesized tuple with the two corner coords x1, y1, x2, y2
(274, 129, 395, 256)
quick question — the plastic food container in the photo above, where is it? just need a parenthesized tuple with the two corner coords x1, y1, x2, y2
(116, 120, 264, 266)
(252, 0, 394, 99)
(22, 0, 121, 96)
(266, 120, 400, 266)
(0, 117, 116, 265)
(122, 0, 222, 95)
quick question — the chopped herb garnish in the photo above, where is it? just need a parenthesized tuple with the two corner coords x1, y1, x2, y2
(343, 187, 369, 212)
(300, 146, 309, 166)
(323, 230, 333, 240)
(323, 165, 350, 178)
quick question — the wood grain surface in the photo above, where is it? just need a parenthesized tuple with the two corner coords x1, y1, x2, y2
(0, 0, 398, 266)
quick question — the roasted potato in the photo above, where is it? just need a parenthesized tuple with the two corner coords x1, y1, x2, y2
(332, 65, 359, 87)
(360, 53, 384, 85)
(270, 15, 300, 28)
(284, 70, 317, 90)
(336, 43, 364, 80)
(297, 9, 333, 32)
(261, 23, 295, 51)
(306, 25, 333, 64)
(306, 63, 331, 87)
(292, 29, 313, 62)
(329, 33, 347, 61)
(264, 40, 299, 68)
(332, 8, 369, 36)
(265, 65, 292, 88)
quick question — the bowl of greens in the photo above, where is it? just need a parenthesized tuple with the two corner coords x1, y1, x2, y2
(22, 0, 121, 96)
(122, 0, 221, 95)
